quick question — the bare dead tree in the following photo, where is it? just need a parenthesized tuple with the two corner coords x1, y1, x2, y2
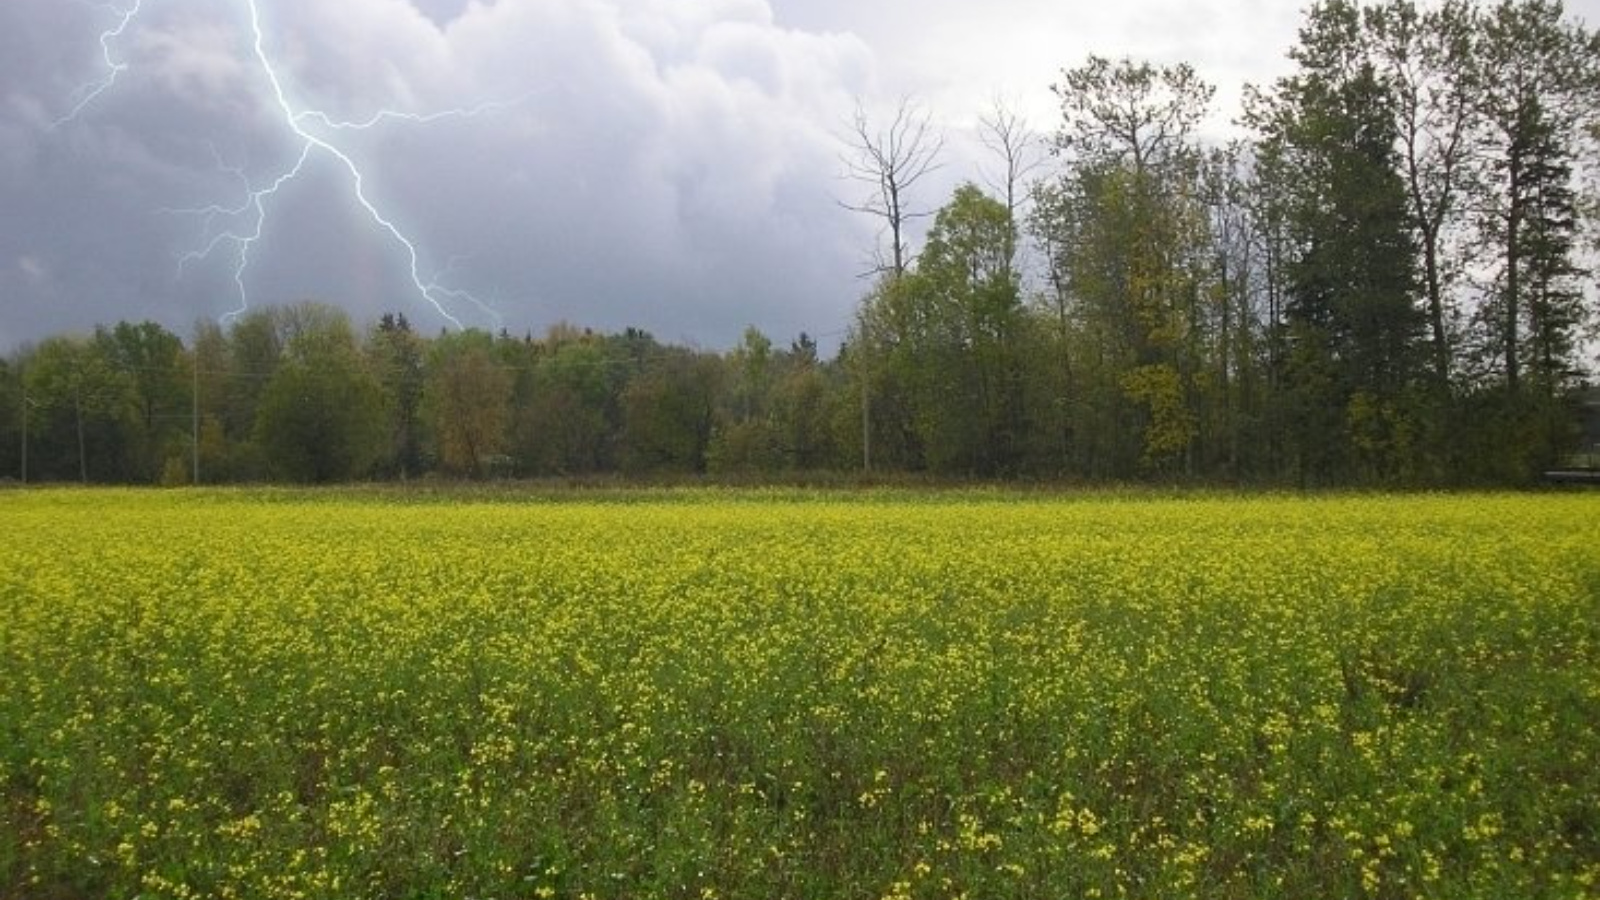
(840, 97, 945, 279)
(978, 97, 1045, 279)
(839, 98, 942, 473)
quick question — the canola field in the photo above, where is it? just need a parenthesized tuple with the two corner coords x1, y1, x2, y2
(2, 489, 1599, 900)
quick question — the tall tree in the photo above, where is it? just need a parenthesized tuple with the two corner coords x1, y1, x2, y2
(978, 98, 1044, 282)
(709, 327, 785, 475)
(768, 335, 839, 470)
(423, 330, 512, 478)
(918, 184, 1027, 473)
(840, 98, 945, 279)
(727, 326, 775, 425)
(367, 313, 427, 478)
(1472, 0, 1597, 397)
(1200, 145, 1271, 478)
(855, 185, 1028, 475)
(253, 305, 386, 483)
(221, 308, 287, 466)
(1041, 56, 1216, 474)
(21, 336, 137, 483)
(94, 320, 189, 481)
(513, 328, 627, 476)
(842, 98, 945, 470)
(1250, 0, 1425, 482)
(189, 319, 236, 482)
(1366, 0, 1482, 386)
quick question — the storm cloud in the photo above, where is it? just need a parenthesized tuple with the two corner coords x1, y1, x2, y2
(17, 0, 1571, 351)
(1, 0, 878, 349)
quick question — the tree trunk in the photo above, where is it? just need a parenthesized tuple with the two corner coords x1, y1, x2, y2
(1505, 149, 1523, 395)
(74, 383, 87, 485)
(860, 365, 872, 473)
(1420, 223, 1450, 387)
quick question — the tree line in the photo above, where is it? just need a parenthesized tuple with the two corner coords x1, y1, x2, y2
(845, 0, 1599, 484)
(4, 0, 1597, 486)
(1, 307, 853, 484)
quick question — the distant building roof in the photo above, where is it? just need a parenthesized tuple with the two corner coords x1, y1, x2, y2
(1578, 387, 1600, 451)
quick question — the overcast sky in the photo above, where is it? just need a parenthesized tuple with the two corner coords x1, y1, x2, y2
(2, 0, 1594, 353)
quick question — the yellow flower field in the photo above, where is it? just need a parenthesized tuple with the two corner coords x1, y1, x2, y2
(2, 489, 1598, 898)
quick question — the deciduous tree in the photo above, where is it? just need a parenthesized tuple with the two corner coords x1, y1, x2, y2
(423, 330, 512, 478)
(841, 98, 945, 279)
(253, 306, 386, 483)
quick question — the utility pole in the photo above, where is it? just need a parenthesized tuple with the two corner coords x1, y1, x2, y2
(74, 380, 86, 485)
(853, 307, 874, 474)
(19, 374, 27, 485)
(192, 357, 200, 485)
(860, 362, 871, 473)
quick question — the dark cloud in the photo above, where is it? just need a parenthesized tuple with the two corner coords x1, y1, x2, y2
(20, 0, 1587, 352)
(0, 0, 877, 350)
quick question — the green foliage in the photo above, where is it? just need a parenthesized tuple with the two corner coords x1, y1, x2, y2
(19, 335, 139, 482)
(706, 419, 785, 474)
(422, 330, 512, 477)
(1473, 0, 1595, 396)
(94, 321, 189, 481)
(367, 313, 426, 478)
(1345, 389, 1422, 483)
(1250, 1, 1428, 479)
(770, 358, 838, 470)
(0, 359, 19, 480)
(856, 184, 1026, 475)
(727, 326, 773, 423)
(1033, 55, 1217, 478)
(708, 327, 796, 474)
(220, 308, 285, 444)
(620, 350, 722, 473)
(1120, 364, 1195, 472)
(253, 308, 386, 483)
(513, 337, 619, 476)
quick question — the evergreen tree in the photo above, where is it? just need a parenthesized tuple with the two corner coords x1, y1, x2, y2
(367, 313, 427, 478)
(1251, 1, 1425, 482)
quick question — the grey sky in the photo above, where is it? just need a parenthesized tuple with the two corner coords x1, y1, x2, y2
(3, 0, 1595, 352)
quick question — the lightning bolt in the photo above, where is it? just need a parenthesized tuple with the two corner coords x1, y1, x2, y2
(51, 0, 143, 130)
(56, 0, 519, 330)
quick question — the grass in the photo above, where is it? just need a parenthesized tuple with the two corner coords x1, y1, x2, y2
(3, 489, 1598, 898)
